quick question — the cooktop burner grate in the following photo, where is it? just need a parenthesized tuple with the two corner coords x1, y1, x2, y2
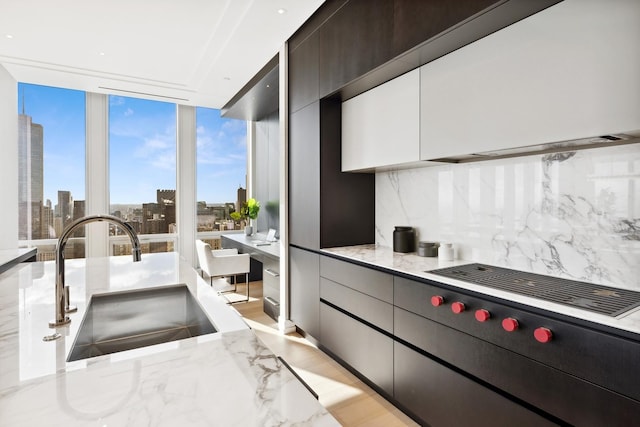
(429, 263, 640, 317)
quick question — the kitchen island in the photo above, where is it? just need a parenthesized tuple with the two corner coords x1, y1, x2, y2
(0, 252, 337, 426)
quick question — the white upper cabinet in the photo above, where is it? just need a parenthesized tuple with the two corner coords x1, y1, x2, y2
(342, 69, 420, 172)
(420, 0, 640, 160)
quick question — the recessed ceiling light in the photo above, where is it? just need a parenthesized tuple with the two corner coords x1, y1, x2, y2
(5, 34, 13, 39)
(277, 8, 287, 15)
(99, 52, 105, 56)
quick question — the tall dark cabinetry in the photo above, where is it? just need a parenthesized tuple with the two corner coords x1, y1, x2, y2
(286, 0, 562, 356)
(287, 0, 561, 251)
(288, 32, 375, 250)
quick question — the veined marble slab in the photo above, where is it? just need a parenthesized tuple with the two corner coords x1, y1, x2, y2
(0, 252, 337, 426)
(376, 144, 640, 290)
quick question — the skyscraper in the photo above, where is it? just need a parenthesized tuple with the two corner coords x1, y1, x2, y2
(18, 114, 44, 240)
(57, 190, 73, 229)
(236, 186, 246, 214)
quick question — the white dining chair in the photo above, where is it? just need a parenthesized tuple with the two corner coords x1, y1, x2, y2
(196, 240, 250, 303)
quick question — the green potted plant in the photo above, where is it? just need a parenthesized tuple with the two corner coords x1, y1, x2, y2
(230, 198, 260, 236)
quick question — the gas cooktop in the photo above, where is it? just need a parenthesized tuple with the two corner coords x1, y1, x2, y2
(428, 263, 640, 317)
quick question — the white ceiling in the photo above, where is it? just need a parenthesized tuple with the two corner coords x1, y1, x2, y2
(0, 0, 324, 108)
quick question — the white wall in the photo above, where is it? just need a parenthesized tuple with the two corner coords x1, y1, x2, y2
(0, 65, 18, 250)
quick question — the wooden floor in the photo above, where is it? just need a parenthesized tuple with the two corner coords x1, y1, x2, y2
(225, 280, 418, 427)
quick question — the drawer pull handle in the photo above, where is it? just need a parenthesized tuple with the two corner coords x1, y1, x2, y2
(265, 269, 279, 277)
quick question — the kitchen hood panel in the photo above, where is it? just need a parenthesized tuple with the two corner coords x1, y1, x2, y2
(430, 131, 640, 164)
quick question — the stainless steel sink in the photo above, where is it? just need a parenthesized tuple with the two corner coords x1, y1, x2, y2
(67, 284, 217, 362)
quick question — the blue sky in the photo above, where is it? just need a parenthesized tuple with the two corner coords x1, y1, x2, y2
(19, 83, 247, 206)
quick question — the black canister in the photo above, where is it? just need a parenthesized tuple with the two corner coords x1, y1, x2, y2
(393, 226, 415, 253)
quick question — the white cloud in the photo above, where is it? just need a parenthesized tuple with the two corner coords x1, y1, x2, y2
(150, 151, 176, 171)
(109, 96, 126, 106)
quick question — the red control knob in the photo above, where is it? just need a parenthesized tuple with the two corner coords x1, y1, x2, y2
(475, 309, 491, 322)
(502, 318, 519, 332)
(451, 302, 465, 314)
(431, 295, 444, 307)
(534, 327, 553, 343)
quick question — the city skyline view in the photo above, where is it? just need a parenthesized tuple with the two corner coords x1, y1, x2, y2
(18, 83, 247, 206)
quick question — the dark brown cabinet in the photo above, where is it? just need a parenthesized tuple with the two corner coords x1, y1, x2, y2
(318, 0, 393, 98)
(391, 0, 497, 56)
(394, 341, 556, 427)
(287, 0, 561, 252)
(318, 255, 394, 395)
(394, 276, 640, 427)
(288, 98, 374, 250)
(289, 31, 319, 114)
(320, 302, 394, 396)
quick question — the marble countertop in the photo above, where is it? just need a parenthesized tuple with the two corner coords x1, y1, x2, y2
(0, 247, 37, 274)
(322, 244, 640, 337)
(0, 252, 337, 426)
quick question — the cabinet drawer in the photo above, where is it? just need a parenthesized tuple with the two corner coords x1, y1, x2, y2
(394, 342, 556, 427)
(290, 247, 320, 338)
(262, 267, 279, 302)
(320, 277, 393, 333)
(320, 256, 392, 303)
(395, 276, 640, 403)
(320, 302, 393, 396)
(262, 258, 279, 302)
(394, 307, 640, 427)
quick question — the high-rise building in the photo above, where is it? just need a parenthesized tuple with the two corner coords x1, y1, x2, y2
(57, 190, 73, 229)
(142, 202, 163, 234)
(18, 114, 44, 240)
(42, 200, 54, 239)
(158, 189, 176, 231)
(70, 200, 86, 258)
(72, 200, 86, 236)
(236, 186, 246, 213)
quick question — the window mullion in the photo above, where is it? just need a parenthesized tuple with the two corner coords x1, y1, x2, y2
(85, 92, 110, 257)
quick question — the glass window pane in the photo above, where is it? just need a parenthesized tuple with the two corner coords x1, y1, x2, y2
(18, 83, 85, 260)
(196, 107, 247, 240)
(109, 96, 176, 254)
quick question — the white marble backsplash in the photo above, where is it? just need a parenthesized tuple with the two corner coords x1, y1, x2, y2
(376, 144, 640, 289)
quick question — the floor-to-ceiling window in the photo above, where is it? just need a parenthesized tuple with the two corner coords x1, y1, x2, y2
(109, 95, 177, 254)
(17, 83, 85, 261)
(195, 107, 247, 248)
(17, 84, 247, 261)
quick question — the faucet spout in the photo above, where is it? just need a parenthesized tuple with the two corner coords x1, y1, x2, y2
(49, 214, 142, 328)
